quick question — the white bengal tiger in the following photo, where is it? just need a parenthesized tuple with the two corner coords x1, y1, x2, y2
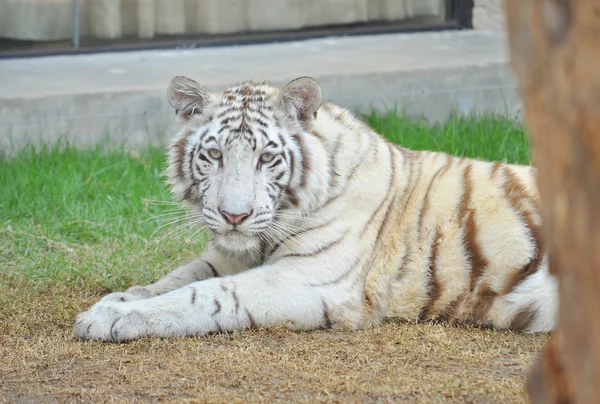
(74, 76, 558, 342)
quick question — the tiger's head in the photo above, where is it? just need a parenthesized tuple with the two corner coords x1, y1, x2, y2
(165, 76, 325, 254)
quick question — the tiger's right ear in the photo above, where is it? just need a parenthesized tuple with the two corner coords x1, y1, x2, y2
(277, 77, 322, 130)
(167, 76, 214, 120)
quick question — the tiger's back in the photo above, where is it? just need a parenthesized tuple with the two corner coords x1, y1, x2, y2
(369, 151, 553, 332)
(248, 97, 556, 333)
(288, 102, 555, 333)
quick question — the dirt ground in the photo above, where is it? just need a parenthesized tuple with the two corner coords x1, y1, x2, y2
(0, 286, 548, 404)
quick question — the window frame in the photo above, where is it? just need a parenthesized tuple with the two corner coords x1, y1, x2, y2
(0, 0, 474, 59)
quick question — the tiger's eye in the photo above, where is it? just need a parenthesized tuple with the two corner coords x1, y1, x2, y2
(208, 149, 222, 159)
(260, 153, 275, 163)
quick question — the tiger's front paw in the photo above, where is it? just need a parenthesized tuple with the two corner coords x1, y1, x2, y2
(73, 303, 149, 342)
(98, 286, 154, 303)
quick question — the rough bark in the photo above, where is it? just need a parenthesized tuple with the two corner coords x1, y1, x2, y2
(504, 0, 600, 403)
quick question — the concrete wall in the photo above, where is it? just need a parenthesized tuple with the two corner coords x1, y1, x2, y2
(473, 0, 506, 32)
(0, 31, 520, 151)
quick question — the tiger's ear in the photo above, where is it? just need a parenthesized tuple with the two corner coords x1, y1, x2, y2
(167, 76, 214, 120)
(277, 77, 322, 129)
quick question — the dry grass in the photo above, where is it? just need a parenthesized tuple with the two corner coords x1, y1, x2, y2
(0, 114, 546, 402)
(0, 283, 548, 403)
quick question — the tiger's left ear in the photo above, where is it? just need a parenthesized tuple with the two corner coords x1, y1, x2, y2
(167, 76, 214, 120)
(277, 77, 322, 129)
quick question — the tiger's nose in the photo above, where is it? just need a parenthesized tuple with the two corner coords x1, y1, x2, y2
(219, 209, 252, 225)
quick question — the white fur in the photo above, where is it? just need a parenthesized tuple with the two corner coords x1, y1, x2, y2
(74, 77, 558, 342)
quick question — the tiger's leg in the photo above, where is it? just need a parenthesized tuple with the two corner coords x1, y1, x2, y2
(98, 244, 249, 303)
(74, 263, 346, 342)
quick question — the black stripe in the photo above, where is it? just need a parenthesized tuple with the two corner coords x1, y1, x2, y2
(187, 147, 196, 183)
(182, 187, 193, 202)
(307, 253, 359, 286)
(246, 309, 257, 328)
(276, 232, 347, 260)
(257, 109, 269, 120)
(313, 145, 398, 287)
(199, 129, 210, 141)
(268, 158, 283, 169)
(213, 319, 224, 333)
(277, 132, 287, 147)
(257, 127, 269, 140)
(328, 135, 342, 189)
(270, 220, 333, 257)
(418, 228, 442, 320)
(288, 149, 297, 185)
(212, 298, 222, 315)
(281, 148, 290, 173)
(203, 260, 219, 277)
(198, 153, 210, 164)
(256, 119, 268, 128)
(232, 288, 240, 314)
(251, 218, 271, 226)
(358, 143, 397, 238)
(322, 299, 333, 329)
(293, 134, 309, 189)
(267, 190, 277, 201)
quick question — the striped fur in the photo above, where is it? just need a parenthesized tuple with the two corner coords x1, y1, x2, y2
(74, 76, 558, 342)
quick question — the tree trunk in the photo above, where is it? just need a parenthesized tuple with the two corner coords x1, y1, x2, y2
(504, 0, 600, 403)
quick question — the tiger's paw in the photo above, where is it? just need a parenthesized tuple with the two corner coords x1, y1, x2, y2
(98, 286, 154, 304)
(73, 303, 148, 342)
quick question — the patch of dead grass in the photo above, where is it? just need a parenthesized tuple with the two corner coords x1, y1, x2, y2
(0, 118, 540, 402)
(0, 284, 548, 403)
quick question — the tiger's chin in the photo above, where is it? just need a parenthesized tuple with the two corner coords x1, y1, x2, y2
(213, 230, 261, 254)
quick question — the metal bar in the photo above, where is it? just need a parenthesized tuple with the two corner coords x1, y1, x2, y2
(445, 0, 454, 21)
(72, 0, 80, 48)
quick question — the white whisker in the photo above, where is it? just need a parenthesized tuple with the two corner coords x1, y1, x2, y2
(151, 215, 206, 243)
(143, 210, 190, 223)
(141, 198, 181, 206)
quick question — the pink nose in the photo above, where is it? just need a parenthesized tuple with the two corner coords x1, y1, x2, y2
(220, 209, 251, 225)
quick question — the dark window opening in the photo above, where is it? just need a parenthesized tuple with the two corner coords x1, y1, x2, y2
(0, 0, 474, 59)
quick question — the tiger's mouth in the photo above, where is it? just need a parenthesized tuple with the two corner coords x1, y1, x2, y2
(214, 227, 261, 253)
(222, 228, 255, 240)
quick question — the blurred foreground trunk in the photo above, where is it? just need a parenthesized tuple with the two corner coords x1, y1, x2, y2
(504, 0, 600, 402)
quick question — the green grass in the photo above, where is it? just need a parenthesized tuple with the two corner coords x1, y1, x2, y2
(365, 110, 530, 163)
(0, 113, 529, 291)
